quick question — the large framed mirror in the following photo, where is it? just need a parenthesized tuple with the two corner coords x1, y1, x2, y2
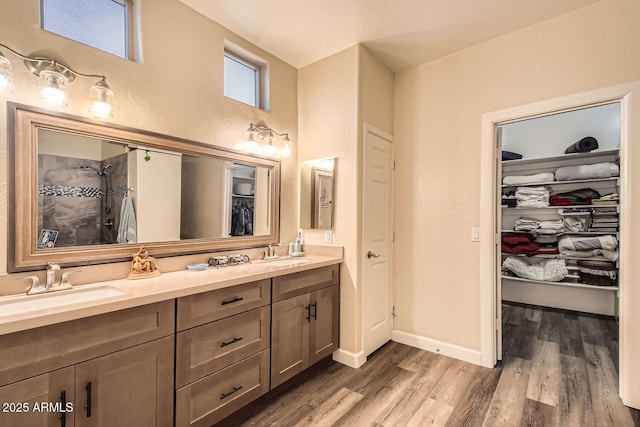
(8, 103, 281, 272)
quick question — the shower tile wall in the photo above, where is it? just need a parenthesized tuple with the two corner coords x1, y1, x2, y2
(38, 153, 128, 247)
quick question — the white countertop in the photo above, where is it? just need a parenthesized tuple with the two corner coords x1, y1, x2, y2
(0, 254, 342, 335)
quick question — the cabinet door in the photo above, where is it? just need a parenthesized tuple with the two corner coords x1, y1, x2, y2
(271, 293, 310, 388)
(309, 285, 340, 365)
(0, 366, 74, 427)
(74, 336, 174, 427)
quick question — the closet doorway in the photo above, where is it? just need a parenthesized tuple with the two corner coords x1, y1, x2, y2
(479, 81, 640, 408)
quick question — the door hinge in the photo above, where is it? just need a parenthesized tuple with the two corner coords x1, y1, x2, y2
(391, 232, 395, 242)
(391, 306, 396, 317)
(392, 160, 396, 171)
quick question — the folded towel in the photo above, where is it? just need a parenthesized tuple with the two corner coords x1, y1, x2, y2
(555, 162, 619, 181)
(558, 234, 617, 252)
(503, 172, 555, 186)
(564, 136, 599, 154)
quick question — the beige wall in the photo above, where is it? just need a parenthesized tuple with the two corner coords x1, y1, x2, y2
(0, 0, 298, 275)
(299, 45, 394, 358)
(394, 0, 640, 400)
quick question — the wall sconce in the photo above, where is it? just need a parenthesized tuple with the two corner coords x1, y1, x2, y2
(0, 43, 114, 118)
(240, 123, 292, 158)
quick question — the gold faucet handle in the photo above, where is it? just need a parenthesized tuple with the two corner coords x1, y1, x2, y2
(14, 275, 40, 286)
(15, 275, 45, 295)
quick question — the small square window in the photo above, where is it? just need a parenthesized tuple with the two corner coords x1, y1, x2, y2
(41, 0, 134, 60)
(224, 48, 268, 110)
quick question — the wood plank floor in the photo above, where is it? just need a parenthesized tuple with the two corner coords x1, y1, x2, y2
(228, 303, 639, 426)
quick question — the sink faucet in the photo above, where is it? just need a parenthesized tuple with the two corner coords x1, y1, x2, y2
(46, 262, 60, 288)
(264, 243, 280, 259)
(18, 263, 80, 295)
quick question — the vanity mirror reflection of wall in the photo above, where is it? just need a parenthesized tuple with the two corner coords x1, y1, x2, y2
(10, 103, 281, 272)
(300, 158, 335, 230)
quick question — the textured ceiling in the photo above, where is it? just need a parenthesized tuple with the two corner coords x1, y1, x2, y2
(179, 0, 600, 71)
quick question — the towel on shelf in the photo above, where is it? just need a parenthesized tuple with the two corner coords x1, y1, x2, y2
(555, 162, 619, 181)
(515, 186, 550, 208)
(117, 196, 137, 244)
(503, 172, 555, 186)
(502, 256, 568, 282)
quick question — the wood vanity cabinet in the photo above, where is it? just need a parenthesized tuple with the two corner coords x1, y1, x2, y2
(271, 265, 340, 388)
(0, 301, 174, 427)
(175, 279, 271, 427)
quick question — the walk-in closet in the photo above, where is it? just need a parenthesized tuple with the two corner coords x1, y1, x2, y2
(495, 102, 626, 419)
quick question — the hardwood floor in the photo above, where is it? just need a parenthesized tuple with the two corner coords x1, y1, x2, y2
(227, 303, 639, 426)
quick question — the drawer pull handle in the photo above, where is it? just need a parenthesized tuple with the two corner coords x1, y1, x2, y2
(305, 304, 311, 323)
(220, 336, 243, 347)
(85, 381, 92, 418)
(220, 385, 243, 400)
(221, 296, 244, 306)
(312, 302, 318, 320)
(60, 390, 67, 427)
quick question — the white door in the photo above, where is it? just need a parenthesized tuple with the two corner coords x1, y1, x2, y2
(362, 124, 394, 356)
(495, 126, 503, 360)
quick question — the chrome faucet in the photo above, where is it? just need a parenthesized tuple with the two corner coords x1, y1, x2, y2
(264, 243, 280, 259)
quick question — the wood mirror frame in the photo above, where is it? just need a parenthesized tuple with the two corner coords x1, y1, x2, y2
(8, 103, 281, 272)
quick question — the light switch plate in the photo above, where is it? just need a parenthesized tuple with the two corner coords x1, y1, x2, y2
(471, 227, 480, 242)
(324, 230, 332, 243)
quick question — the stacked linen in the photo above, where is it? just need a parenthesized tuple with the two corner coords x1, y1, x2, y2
(514, 217, 564, 236)
(502, 256, 568, 282)
(514, 217, 539, 232)
(537, 219, 564, 236)
(558, 234, 618, 261)
(501, 233, 539, 255)
(515, 186, 549, 208)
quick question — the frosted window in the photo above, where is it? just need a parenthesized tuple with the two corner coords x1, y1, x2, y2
(224, 52, 259, 108)
(42, 0, 130, 59)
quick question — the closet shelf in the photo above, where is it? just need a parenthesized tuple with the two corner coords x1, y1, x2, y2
(501, 177, 618, 188)
(501, 230, 617, 236)
(232, 194, 255, 198)
(501, 149, 620, 166)
(500, 253, 616, 263)
(502, 204, 618, 210)
(501, 275, 618, 291)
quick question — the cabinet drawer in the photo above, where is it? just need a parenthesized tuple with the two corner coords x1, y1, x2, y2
(177, 279, 270, 331)
(273, 264, 339, 302)
(175, 349, 270, 427)
(0, 301, 174, 387)
(176, 306, 270, 387)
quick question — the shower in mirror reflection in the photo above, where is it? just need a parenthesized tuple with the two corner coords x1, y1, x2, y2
(300, 157, 335, 230)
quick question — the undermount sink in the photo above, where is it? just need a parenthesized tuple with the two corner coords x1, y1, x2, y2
(0, 285, 127, 318)
(265, 258, 310, 267)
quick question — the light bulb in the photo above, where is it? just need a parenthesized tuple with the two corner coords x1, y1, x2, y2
(244, 134, 258, 153)
(281, 142, 291, 158)
(0, 54, 13, 93)
(39, 69, 68, 106)
(262, 143, 277, 157)
(88, 78, 114, 118)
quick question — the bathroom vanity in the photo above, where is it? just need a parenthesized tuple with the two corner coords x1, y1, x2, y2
(0, 256, 342, 427)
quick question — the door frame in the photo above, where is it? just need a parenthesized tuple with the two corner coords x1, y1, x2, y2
(479, 81, 640, 407)
(361, 122, 394, 357)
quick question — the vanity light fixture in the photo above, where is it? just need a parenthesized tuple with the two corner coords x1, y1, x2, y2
(241, 123, 292, 158)
(0, 43, 115, 118)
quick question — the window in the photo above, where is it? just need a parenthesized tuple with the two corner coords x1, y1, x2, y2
(224, 47, 269, 110)
(41, 0, 134, 59)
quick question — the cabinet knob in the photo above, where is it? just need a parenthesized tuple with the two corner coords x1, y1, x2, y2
(367, 251, 381, 259)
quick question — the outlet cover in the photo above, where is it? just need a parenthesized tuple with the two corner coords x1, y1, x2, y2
(471, 227, 480, 242)
(324, 230, 332, 243)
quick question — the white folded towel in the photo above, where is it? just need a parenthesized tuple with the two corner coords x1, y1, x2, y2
(503, 172, 555, 186)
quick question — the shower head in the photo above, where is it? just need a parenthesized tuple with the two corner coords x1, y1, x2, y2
(98, 164, 112, 176)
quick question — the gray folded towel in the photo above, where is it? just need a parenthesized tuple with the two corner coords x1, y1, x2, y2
(555, 162, 619, 181)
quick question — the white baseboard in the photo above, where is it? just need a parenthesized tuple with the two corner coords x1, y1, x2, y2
(332, 348, 367, 368)
(391, 330, 482, 366)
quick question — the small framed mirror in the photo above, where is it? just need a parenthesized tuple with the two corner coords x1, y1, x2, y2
(300, 157, 335, 230)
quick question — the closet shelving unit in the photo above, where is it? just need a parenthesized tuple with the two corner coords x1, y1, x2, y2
(229, 165, 256, 236)
(500, 148, 620, 315)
